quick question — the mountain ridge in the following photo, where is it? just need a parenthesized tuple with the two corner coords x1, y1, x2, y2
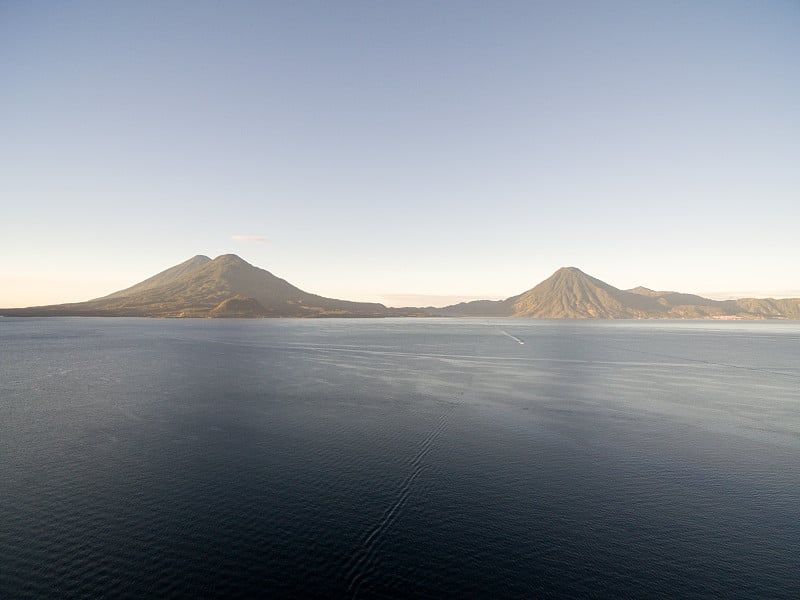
(1, 255, 798, 319)
(101, 255, 212, 300)
(430, 266, 800, 320)
(1, 254, 411, 318)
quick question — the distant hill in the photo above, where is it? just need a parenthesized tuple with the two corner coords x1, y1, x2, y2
(208, 295, 270, 318)
(0, 254, 408, 318)
(2, 258, 797, 319)
(430, 267, 800, 320)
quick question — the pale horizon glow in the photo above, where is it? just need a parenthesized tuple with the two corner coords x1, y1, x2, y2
(2, 1, 798, 308)
(4, 253, 799, 309)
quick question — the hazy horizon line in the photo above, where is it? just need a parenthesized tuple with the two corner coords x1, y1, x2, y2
(3, 282, 800, 311)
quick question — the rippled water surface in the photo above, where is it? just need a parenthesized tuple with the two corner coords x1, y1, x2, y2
(2, 317, 799, 598)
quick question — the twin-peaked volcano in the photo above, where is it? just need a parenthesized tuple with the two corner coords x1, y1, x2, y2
(3, 254, 400, 318)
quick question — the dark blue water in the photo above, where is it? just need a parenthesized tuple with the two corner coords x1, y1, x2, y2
(1, 317, 799, 598)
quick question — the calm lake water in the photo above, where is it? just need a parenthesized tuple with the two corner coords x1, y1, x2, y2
(1, 317, 799, 598)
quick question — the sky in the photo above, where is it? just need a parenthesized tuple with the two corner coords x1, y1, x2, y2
(2, 0, 799, 307)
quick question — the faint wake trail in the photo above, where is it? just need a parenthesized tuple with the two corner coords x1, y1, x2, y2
(500, 330, 525, 345)
(598, 342, 800, 380)
(343, 406, 455, 598)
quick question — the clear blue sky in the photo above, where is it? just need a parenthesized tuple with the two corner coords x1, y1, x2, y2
(2, 0, 798, 307)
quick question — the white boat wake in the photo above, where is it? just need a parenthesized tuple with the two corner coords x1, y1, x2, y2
(500, 330, 525, 345)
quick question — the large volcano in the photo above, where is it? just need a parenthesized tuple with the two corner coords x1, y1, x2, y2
(2, 254, 400, 318)
(428, 267, 800, 319)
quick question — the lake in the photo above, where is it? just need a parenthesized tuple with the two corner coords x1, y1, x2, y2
(1, 317, 799, 598)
